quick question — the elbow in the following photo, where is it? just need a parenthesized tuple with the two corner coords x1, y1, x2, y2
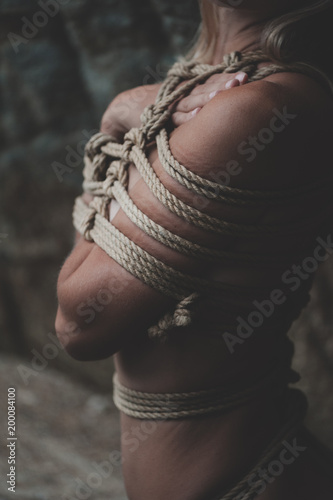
(55, 307, 85, 360)
(55, 306, 120, 361)
(100, 94, 127, 142)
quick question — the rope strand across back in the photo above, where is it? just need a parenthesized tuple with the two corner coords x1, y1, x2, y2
(73, 50, 332, 500)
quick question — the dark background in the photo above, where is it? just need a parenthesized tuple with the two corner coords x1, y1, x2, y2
(0, 1, 332, 498)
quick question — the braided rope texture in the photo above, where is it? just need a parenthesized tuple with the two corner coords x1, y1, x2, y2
(71, 50, 332, 500)
(112, 359, 292, 420)
(73, 50, 332, 339)
(112, 373, 308, 500)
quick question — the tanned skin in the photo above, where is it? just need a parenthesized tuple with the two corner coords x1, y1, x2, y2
(56, 0, 333, 498)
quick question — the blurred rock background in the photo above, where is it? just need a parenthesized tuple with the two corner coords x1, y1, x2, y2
(0, 1, 200, 498)
(0, 0, 201, 386)
(0, 0, 332, 498)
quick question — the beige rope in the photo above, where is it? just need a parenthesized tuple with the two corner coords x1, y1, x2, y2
(74, 197, 275, 301)
(111, 332, 306, 499)
(72, 50, 329, 499)
(73, 49, 332, 339)
(84, 131, 324, 237)
(113, 365, 291, 420)
(112, 332, 299, 420)
(112, 373, 307, 499)
(112, 373, 307, 500)
(155, 127, 333, 205)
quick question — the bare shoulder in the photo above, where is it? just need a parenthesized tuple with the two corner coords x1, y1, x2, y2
(169, 75, 333, 188)
(188, 74, 332, 141)
(112, 82, 162, 108)
(101, 83, 163, 138)
(264, 70, 333, 112)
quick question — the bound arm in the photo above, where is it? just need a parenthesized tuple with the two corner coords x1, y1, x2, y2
(56, 79, 300, 361)
(101, 71, 249, 139)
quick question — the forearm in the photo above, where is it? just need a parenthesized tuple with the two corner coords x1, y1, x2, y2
(55, 244, 120, 360)
(56, 238, 96, 352)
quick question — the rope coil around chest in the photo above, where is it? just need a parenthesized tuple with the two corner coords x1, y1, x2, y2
(73, 49, 332, 340)
(75, 52, 318, 499)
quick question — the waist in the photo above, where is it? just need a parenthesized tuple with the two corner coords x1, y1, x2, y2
(112, 359, 297, 421)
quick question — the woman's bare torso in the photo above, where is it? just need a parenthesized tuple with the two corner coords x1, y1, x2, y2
(110, 69, 333, 500)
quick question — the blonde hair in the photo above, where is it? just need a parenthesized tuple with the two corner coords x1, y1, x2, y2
(187, 0, 333, 89)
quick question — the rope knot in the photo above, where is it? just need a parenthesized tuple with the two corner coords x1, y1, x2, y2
(167, 61, 197, 80)
(140, 104, 156, 126)
(82, 197, 108, 241)
(143, 107, 172, 142)
(81, 212, 94, 241)
(81, 203, 97, 241)
(116, 160, 129, 188)
(173, 293, 199, 327)
(223, 51, 242, 71)
(85, 132, 116, 159)
(103, 160, 129, 197)
(122, 128, 147, 161)
(148, 293, 200, 341)
(83, 132, 119, 184)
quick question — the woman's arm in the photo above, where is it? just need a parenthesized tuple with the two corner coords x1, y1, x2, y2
(101, 72, 249, 139)
(56, 75, 329, 361)
(100, 84, 162, 141)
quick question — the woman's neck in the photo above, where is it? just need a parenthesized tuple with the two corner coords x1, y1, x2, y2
(211, 6, 282, 64)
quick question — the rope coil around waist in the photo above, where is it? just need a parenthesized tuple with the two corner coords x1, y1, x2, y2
(112, 363, 295, 420)
(73, 51, 322, 500)
(113, 371, 308, 500)
(73, 49, 333, 340)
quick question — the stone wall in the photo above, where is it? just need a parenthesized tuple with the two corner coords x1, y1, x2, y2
(0, 0, 333, 452)
(0, 0, 200, 387)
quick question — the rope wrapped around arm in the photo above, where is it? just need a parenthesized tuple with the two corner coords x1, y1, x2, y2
(73, 50, 333, 340)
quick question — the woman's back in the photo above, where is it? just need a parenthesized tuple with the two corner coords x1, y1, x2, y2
(111, 68, 333, 500)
